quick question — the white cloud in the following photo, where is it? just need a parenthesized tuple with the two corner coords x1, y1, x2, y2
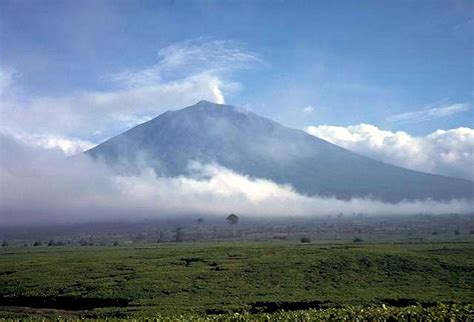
(302, 105, 314, 113)
(5, 131, 94, 155)
(155, 38, 260, 78)
(387, 103, 470, 124)
(111, 38, 260, 88)
(305, 124, 474, 180)
(0, 133, 471, 226)
(0, 39, 260, 144)
(0, 74, 210, 142)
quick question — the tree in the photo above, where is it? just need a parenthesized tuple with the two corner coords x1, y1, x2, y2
(33, 241, 42, 246)
(212, 226, 218, 240)
(157, 231, 164, 243)
(300, 237, 311, 243)
(227, 214, 239, 225)
(173, 225, 185, 243)
(1, 241, 8, 247)
(226, 214, 239, 240)
(196, 218, 205, 241)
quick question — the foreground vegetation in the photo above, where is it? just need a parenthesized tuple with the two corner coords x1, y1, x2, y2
(4, 303, 471, 320)
(0, 239, 473, 319)
(160, 304, 473, 321)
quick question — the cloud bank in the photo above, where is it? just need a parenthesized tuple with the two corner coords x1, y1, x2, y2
(306, 124, 474, 181)
(1, 133, 471, 226)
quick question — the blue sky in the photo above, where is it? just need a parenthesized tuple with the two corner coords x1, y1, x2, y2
(0, 0, 472, 140)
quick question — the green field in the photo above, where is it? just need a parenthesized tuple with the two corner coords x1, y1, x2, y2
(0, 241, 473, 319)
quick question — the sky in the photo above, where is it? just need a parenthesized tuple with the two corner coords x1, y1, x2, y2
(1, 0, 472, 131)
(0, 1, 473, 224)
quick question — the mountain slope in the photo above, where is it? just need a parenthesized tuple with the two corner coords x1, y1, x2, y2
(86, 100, 473, 202)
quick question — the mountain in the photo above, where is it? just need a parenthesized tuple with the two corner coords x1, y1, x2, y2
(86, 100, 473, 202)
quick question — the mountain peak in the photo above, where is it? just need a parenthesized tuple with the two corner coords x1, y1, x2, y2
(194, 100, 225, 107)
(189, 100, 254, 116)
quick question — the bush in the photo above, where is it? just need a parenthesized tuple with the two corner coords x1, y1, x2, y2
(353, 237, 363, 243)
(79, 239, 89, 246)
(300, 237, 311, 243)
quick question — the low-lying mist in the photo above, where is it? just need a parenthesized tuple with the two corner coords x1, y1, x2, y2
(0, 133, 472, 226)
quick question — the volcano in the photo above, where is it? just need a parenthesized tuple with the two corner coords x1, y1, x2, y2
(86, 100, 473, 202)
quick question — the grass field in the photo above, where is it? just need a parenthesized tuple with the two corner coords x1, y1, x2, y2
(0, 239, 473, 319)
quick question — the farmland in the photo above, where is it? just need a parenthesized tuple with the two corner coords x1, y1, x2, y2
(0, 237, 473, 319)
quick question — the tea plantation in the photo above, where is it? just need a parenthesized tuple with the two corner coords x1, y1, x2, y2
(0, 241, 473, 319)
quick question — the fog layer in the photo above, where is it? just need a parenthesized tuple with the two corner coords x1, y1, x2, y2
(0, 133, 472, 226)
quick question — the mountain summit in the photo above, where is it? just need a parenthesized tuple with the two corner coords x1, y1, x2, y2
(86, 100, 473, 202)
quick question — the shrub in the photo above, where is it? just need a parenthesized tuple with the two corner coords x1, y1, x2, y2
(300, 237, 311, 243)
(353, 237, 363, 243)
(79, 239, 89, 246)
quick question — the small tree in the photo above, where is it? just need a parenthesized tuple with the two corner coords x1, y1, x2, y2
(157, 231, 164, 243)
(196, 218, 205, 241)
(173, 225, 185, 243)
(212, 226, 218, 240)
(300, 237, 311, 243)
(48, 240, 55, 246)
(1, 241, 8, 247)
(353, 237, 363, 243)
(226, 214, 239, 240)
(33, 241, 42, 246)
